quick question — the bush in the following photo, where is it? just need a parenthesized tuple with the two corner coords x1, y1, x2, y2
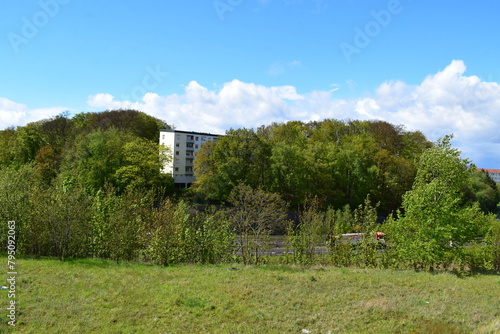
(462, 243, 493, 272)
(142, 201, 234, 265)
(331, 241, 355, 267)
(486, 219, 500, 271)
(287, 198, 332, 265)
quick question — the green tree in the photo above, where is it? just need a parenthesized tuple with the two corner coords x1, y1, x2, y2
(0, 128, 23, 168)
(333, 133, 378, 208)
(465, 170, 500, 213)
(38, 113, 74, 153)
(193, 140, 223, 200)
(486, 219, 500, 270)
(388, 135, 487, 270)
(184, 206, 233, 264)
(372, 149, 416, 214)
(142, 200, 233, 265)
(114, 137, 172, 192)
(90, 185, 121, 258)
(332, 205, 354, 235)
(353, 196, 380, 267)
(73, 109, 169, 141)
(61, 128, 135, 192)
(142, 199, 187, 265)
(270, 141, 311, 206)
(287, 197, 333, 264)
(21, 179, 92, 260)
(106, 189, 152, 262)
(0, 165, 36, 253)
(34, 144, 58, 184)
(193, 128, 271, 202)
(16, 122, 47, 163)
(193, 119, 428, 211)
(228, 184, 287, 264)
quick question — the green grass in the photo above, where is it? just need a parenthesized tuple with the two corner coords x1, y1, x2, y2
(1, 257, 499, 333)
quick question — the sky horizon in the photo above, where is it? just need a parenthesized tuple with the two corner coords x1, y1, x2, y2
(1, 0, 500, 167)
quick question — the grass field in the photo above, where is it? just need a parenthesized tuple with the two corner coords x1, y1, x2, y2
(1, 257, 499, 333)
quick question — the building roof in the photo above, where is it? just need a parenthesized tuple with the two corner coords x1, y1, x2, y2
(478, 168, 500, 174)
(160, 129, 221, 136)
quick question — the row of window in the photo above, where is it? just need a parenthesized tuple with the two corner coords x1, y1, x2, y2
(173, 158, 194, 166)
(175, 142, 200, 148)
(161, 134, 216, 142)
(179, 135, 214, 141)
(173, 167, 193, 173)
(175, 151, 195, 156)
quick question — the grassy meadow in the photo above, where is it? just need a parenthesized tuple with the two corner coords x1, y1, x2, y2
(1, 257, 499, 333)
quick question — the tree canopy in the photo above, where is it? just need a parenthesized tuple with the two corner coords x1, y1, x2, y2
(0, 109, 173, 193)
(1, 112, 498, 270)
(387, 135, 496, 269)
(194, 119, 431, 213)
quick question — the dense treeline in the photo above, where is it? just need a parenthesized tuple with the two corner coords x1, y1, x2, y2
(194, 120, 499, 214)
(0, 109, 177, 259)
(1, 110, 499, 271)
(0, 110, 173, 192)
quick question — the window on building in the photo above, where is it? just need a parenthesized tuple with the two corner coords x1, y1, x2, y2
(174, 167, 179, 172)
(176, 143, 180, 147)
(176, 151, 179, 155)
(195, 144, 198, 149)
(195, 136, 199, 141)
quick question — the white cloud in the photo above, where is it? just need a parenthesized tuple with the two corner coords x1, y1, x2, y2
(86, 60, 500, 166)
(371, 60, 500, 163)
(0, 97, 69, 129)
(87, 79, 304, 134)
(2, 60, 499, 167)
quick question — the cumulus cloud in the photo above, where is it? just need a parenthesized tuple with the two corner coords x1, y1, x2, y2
(86, 60, 500, 166)
(369, 60, 500, 166)
(88, 80, 305, 134)
(0, 98, 69, 129)
(2, 60, 499, 167)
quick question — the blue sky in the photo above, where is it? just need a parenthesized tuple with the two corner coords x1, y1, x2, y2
(1, 0, 500, 167)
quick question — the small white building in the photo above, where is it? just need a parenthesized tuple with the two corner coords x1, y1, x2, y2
(479, 168, 500, 183)
(159, 129, 219, 188)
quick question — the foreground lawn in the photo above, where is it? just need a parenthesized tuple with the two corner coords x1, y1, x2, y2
(1, 257, 499, 333)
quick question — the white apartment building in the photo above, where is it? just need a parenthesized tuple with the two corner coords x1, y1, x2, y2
(159, 129, 219, 188)
(480, 168, 500, 183)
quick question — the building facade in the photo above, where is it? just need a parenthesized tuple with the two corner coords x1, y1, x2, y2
(159, 129, 219, 188)
(480, 168, 500, 183)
